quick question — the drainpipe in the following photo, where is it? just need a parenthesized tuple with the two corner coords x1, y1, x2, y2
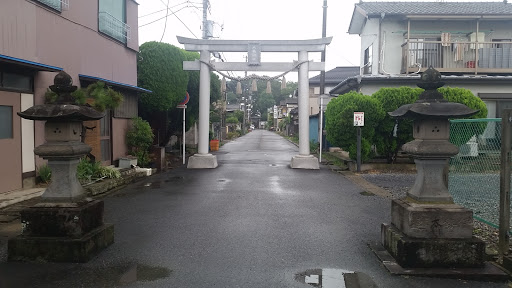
(378, 12, 385, 74)
(406, 19, 411, 75)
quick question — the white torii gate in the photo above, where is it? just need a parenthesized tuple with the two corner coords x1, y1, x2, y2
(178, 36, 332, 169)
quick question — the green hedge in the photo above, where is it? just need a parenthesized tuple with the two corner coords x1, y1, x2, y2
(325, 91, 385, 161)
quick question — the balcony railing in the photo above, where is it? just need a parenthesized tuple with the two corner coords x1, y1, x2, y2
(37, 0, 62, 11)
(98, 11, 130, 44)
(401, 40, 512, 74)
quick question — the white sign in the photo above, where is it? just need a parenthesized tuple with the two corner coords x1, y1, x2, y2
(273, 105, 278, 119)
(354, 112, 364, 126)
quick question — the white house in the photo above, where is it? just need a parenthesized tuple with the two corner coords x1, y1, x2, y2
(331, 1, 512, 119)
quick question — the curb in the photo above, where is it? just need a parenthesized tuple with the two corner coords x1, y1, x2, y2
(0, 188, 45, 210)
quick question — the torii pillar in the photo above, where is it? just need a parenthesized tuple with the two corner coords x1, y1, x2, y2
(178, 36, 332, 169)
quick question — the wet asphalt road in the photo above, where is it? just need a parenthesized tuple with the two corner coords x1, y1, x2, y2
(0, 130, 508, 287)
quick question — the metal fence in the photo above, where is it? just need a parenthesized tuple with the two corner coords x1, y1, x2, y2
(448, 118, 503, 228)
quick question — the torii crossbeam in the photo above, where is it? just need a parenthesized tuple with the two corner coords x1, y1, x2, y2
(178, 36, 332, 169)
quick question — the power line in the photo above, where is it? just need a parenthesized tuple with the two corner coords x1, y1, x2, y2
(138, 1, 189, 18)
(139, 5, 187, 27)
(160, 0, 170, 42)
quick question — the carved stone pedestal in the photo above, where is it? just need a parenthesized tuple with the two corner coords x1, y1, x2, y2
(8, 199, 114, 262)
(382, 199, 485, 268)
(381, 223, 485, 268)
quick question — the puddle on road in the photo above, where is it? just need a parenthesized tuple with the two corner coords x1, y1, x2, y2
(165, 176, 185, 183)
(43, 262, 171, 287)
(295, 268, 377, 288)
(359, 191, 375, 196)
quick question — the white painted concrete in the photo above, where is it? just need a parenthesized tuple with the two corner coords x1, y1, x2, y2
(21, 93, 35, 173)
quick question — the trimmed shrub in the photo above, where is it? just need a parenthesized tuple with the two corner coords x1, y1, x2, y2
(439, 87, 488, 146)
(325, 91, 385, 161)
(371, 86, 488, 160)
(373, 87, 422, 163)
(126, 117, 155, 167)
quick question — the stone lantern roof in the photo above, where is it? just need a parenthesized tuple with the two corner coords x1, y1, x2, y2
(389, 66, 478, 119)
(18, 71, 104, 122)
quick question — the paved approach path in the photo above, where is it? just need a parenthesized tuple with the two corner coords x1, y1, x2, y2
(0, 130, 506, 287)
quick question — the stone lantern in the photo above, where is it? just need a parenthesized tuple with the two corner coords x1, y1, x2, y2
(382, 67, 485, 268)
(9, 71, 114, 262)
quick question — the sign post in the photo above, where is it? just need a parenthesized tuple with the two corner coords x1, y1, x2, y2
(318, 95, 329, 163)
(177, 92, 190, 165)
(353, 112, 364, 172)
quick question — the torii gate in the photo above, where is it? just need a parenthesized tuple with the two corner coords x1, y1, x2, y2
(178, 36, 332, 169)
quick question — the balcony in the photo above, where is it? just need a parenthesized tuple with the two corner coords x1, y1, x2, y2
(401, 40, 512, 75)
(98, 11, 130, 44)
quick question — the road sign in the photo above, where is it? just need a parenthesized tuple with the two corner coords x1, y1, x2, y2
(177, 92, 190, 108)
(354, 112, 364, 127)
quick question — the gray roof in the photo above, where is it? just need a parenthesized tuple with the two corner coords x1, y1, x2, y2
(280, 98, 298, 106)
(329, 74, 512, 95)
(357, 2, 512, 16)
(349, 2, 512, 34)
(309, 66, 360, 85)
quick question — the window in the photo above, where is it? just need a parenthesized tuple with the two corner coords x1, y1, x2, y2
(0, 71, 33, 93)
(0, 106, 13, 139)
(99, 0, 130, 43)
(36, 0, 62, 11)
(363, 45, 372, 74)
(492, 39, 512, 49)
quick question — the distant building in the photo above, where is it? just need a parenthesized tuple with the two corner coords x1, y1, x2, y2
(309, 66, 359, 115)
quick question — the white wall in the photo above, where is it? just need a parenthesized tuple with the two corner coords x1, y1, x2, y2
(380, 20, 406, 74)
(360, 18, 380, 75)
(21, 93, 35, 173)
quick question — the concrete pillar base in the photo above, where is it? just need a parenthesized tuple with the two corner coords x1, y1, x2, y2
(187, 154, 218, 169)
(290, 155, 319, 169)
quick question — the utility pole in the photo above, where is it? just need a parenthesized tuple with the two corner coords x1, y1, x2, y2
(320, 0, 327, 96)
(202, 0, 208, 39)
(319, 0, 327, 162)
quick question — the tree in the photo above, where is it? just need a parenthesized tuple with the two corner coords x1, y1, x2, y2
(255, 93, 275, 118)
(138, 42, 189, 112)
(137, 42, 222, 146)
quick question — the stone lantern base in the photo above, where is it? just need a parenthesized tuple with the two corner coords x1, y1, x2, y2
(381, 199, 485, 268)
(381, 223, 485, 268)
(8, 199, 114, 262)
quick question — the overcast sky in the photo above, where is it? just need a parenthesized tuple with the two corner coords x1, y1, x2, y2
(137, 0, 504, 81)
